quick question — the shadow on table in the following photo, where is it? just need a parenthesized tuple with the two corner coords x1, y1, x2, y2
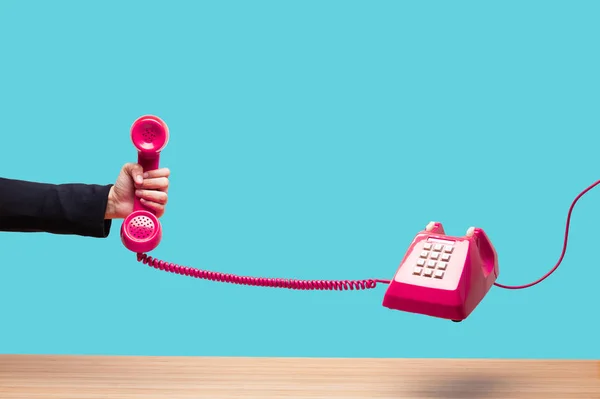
(409, 374, 512, 399)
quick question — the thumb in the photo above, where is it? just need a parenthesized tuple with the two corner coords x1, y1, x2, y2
(122, 163, 144, 185)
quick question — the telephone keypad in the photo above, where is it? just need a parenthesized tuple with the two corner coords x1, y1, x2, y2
(413, 241, 454, 280)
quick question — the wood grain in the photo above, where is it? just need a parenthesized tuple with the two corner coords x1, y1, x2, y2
(0, 355, 597, 398)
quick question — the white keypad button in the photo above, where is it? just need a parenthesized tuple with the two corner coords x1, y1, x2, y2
(413, 267, 423, 275)
(427, 260, 436, 268)
(416, 259, 425, 267)
(434, 270, 444, 279)
(443, 245, 453, 253)
(437, 262, 447, 270)
(423, 269, 433, 277)
(430, 252, 439, 260)
(441, 253, 451, 262)
(420, 251, 429, 258)
(423, 243, 432, 250)
(433, 244, 443, 252)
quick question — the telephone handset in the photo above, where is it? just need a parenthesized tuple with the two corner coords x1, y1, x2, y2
(119, 115, 600, 322)
(382, 221, 499, 322)
(120, 115, 170, 253)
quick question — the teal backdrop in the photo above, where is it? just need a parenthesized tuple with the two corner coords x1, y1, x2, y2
(0, 0, 598, 359)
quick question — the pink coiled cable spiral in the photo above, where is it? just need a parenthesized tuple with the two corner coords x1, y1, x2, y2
(136, 253, 390, 290)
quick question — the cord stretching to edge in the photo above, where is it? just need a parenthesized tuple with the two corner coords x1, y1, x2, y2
(135, 179, 600, 292)
(493, 179, 600, 289)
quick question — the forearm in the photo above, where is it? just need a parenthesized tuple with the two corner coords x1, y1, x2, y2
(0, 178, 113, 237)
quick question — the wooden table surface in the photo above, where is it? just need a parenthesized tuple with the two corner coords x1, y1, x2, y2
(0, 355, 597, 398)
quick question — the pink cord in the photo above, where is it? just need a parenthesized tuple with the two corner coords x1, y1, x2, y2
(136, 252, 391, 290)
(135, 179, 600, 292)
(493, 179, 600, 289)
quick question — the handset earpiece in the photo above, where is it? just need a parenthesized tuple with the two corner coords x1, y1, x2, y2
(120, 115, 169, 253)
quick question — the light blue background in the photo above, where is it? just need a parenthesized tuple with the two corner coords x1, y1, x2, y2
(0, 0, 598, 359)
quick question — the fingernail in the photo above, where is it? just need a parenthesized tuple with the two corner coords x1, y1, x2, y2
(135, 190, 141, 196)
(135, 175, 143, 183)
(143, 172, 149, 178)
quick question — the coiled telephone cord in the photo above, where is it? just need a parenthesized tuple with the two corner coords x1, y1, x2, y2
(135, 179, 600, 291)
(136, 253, 391, 290)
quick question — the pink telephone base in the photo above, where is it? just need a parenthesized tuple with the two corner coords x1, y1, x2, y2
(382, 222, 499, 322)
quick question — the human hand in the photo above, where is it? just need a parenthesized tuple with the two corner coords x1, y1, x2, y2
(104, 163, 170, 219)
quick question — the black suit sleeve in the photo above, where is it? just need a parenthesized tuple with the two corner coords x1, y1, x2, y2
(0, 178, 113, 238)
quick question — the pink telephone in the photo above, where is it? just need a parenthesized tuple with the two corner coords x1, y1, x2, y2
(120, 115, 599, 322)
(382, 221, 499, 322)
(120, 115, 169, 253)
